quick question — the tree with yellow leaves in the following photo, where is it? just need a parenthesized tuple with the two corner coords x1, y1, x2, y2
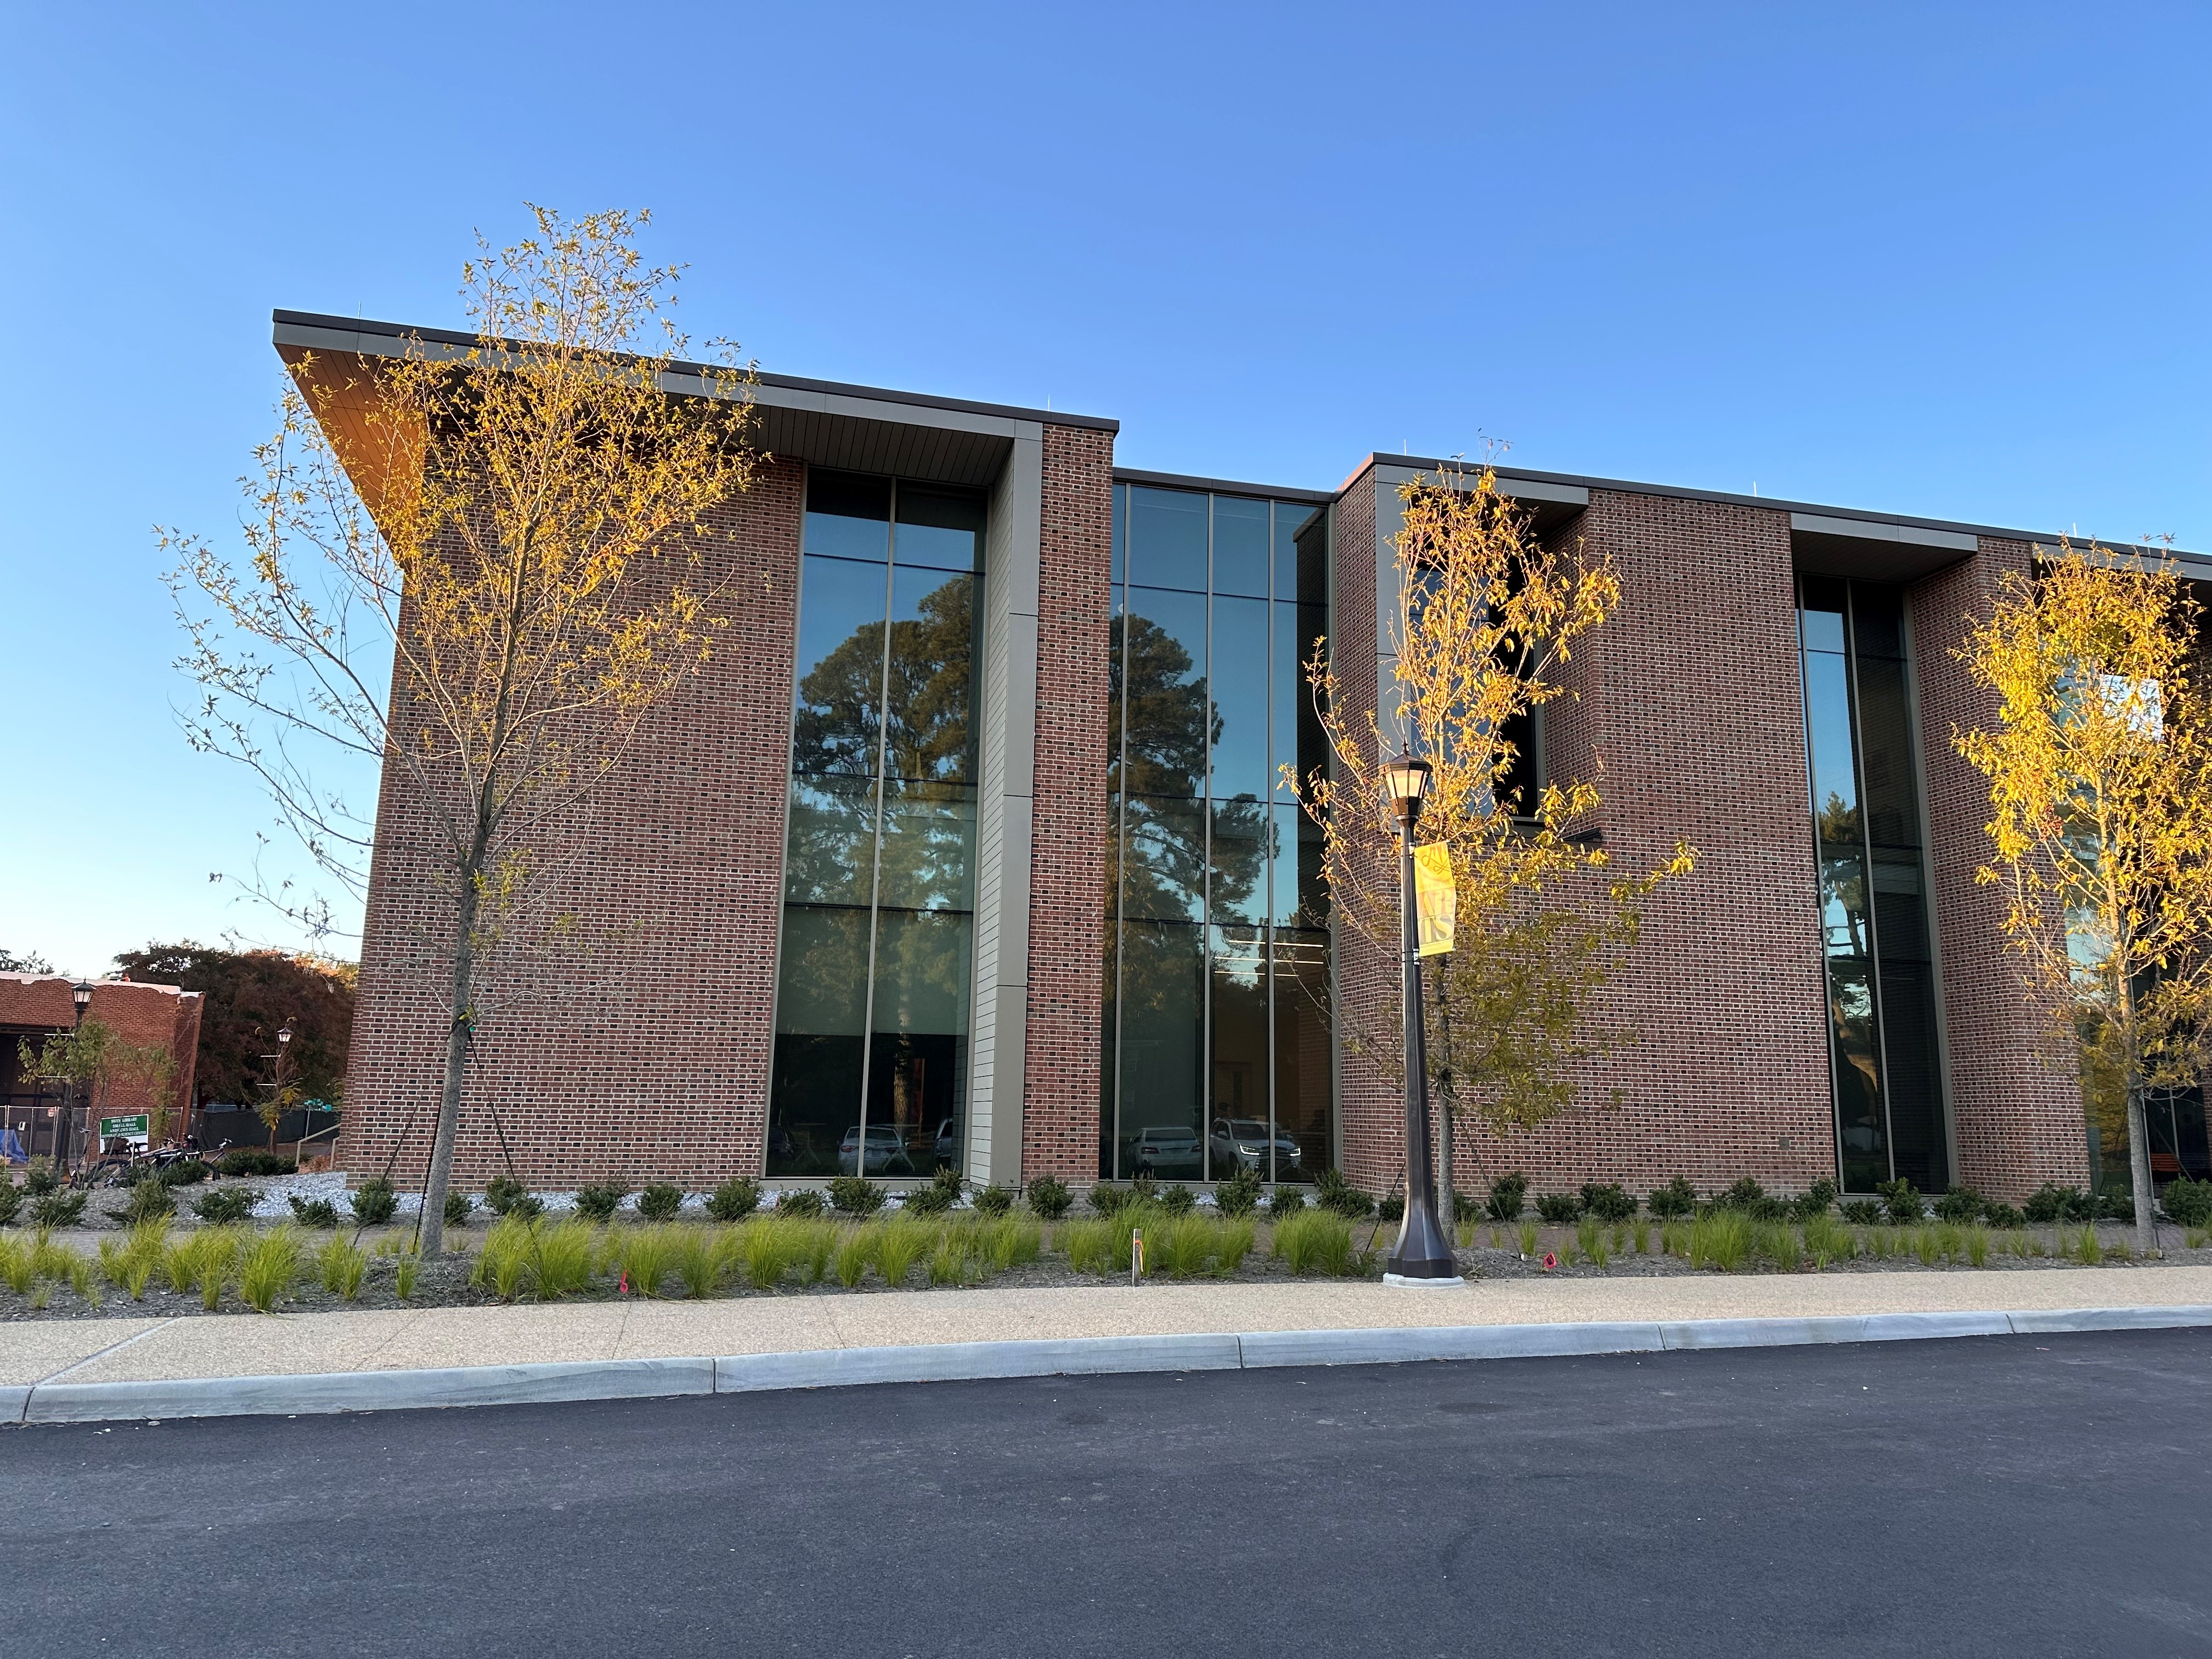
(1298, 466, 1695, 1199)
(1956, 543, 2212, 1251)
(166, 207, 761, 1251)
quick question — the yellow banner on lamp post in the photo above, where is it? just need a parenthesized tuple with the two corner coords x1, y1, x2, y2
(1414, 842, 1454, 956)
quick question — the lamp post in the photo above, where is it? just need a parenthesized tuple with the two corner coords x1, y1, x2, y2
(61, 980, 92, 1168)
(1379, 752, 1459, 1283)
(269, 1022, 295, 1154)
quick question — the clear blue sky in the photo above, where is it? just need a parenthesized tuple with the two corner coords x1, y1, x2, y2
(3, 2, 2204, 978)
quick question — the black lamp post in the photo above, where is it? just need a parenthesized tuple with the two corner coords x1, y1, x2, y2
(270, 1022, 295, 1153)
(59, 980, 93, 1167)
(1379, 752, 1459, 1283)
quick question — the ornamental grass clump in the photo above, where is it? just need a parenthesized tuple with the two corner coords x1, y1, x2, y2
(929, 1227, 977, 1286)
(617, 1224, 680, 1297)
(1273, 1209, 1357, 1277)
(239, 1226, 304, 1313)
(2072, 1226, 2103, 1264)
(740, 1216, 797, 1289)
(1063, 1217, 1120, 1276)
(1802, 1214, 1853, 1266)
(799, 1220, 838, 1284)
(1517, 1220, 1540, 1258)
(1688, 1210, 1751, 1273)
(978, 1216, 1043, 1273)
(394, 1251, 420, 1300)
(833, 1230, 870, 1288)
(1756, 1223, 1801, 1272)
(871, 1217, 932, 1287)
(1967, 1226, 1991, 1267)
(1156, 1216, 1217, 1280)
(675, 1228, 722, 1298)
(317, 1235, 368, 1301)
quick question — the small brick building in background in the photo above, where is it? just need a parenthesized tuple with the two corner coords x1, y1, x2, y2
(279, 309, 2211, 1206)
(0, 973, 203, 1157)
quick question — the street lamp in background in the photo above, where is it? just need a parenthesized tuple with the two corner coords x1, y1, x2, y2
(1379, 752, 1459, 1284)
(59, 980, 93, 1167)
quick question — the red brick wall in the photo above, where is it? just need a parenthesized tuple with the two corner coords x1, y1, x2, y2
(1022, 424, 1115, 1179)
(336, 459, 805, 1189)
(0, 974, 201, 1131)
(1909, 538, 2089, 1197)
(1338, 482, 1838, 1202)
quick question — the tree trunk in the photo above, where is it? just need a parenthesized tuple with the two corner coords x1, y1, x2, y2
(1437, 1093, 1455, 1239)
(2124, 1071, 2157, 1255)
(417, 870, 482, 1257)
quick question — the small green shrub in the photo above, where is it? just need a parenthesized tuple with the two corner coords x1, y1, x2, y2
(1789, 1179, 1839, 1221)
(1213, 1169, 1262, 1217)
(1934, 1186, 1986, 1224)
(1451, 1190, 1483, 1224)
(1878, 1180, 1925, 1224)
(0, 1180, 20, 1227)
(1272, 1210, 1357, 1276)
(158, 1159, 210, 1188)
(636, 1183, 684, 1223)
(1579, 1183, 1637, 1224)
(775, 1189, 826, 1218)
(1024, 1176, 1073, 1220)
(1314, 1167, 1373, 1220)
(1089, 1183, 1130, 1216)
(1266, 1184, 1307, 1219)
(24, 1156, 62, 1196)
(30, 1190, 88, 1229)
(350, 1177, 398, 1226)
(2160, 1176, 2212, 1228)
(1983, 1202, 2027, 1230)
(122, 1178, 177, 1226)
(706, 1177, 763, 1222)
(483, 1174, 531, 1216)
(573, 1182, 629, 1222)
(1645, 1176, 1697, 1220)
(903, 1166, 963, 1215)
(1716, 1177, 1768, 1211)
(216, 1150, 294, 1178)
(2094, 1188, 2135, 1221)
(1484, 1172, 1528, 1221)
(1155, 1183, 1195, 1215)
(2024, 1183, 2078, 1224)
(444, 1190, 476, 1227)
(1534, 1192, 1583, 1224)
(1838, 1199, 1882, 1225)
(1377, 1193, 1405, 1223)
(972, 1184, 1015, 1218)
(239, 1227, 304, 1313)
(288, 1195, 340, 1228)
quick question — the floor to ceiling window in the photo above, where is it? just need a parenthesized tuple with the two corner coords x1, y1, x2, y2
(1100, 482, 1331, 1182)
(1797, 575, 1949, 1194)
(768, 470, 983, 1178)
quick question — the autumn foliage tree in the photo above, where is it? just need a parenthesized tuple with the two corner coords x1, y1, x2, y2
(1956, 543, 2212, 1250)
(1298, 466, 1695, 1197)
(166, 207, 761, 1251)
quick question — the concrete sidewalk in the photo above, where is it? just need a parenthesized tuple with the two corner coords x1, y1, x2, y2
(7, 1266, 2210, 1424)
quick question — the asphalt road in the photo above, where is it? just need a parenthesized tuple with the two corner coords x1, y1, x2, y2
(5, 1330, 2208, 1659)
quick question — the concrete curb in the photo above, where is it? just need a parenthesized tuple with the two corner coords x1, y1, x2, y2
(9, 1304, 2209, 1425)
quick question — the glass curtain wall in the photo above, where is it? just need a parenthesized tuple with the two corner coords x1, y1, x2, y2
(768, 470, 984, 1177)
(1101, 483, 1331, 1181)
(1797, 576, 1949, 1194)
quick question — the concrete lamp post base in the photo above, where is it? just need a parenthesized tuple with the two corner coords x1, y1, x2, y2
(1383, 1272, 1466, 1290)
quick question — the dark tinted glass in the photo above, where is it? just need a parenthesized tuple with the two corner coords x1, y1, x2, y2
(1211, 495, 1271, 599)
(784, 775, 877, 906)
(883, 567, 976, 783)
(805, 471, 892, 562)
(1879, 960, 1946, 1192)
(1114, 918, 1204, 1178)
(1272, 503, 1313, 603)
(1852, 584, 1905, 659)
(767, 905, 871, 1176)
(1122, 795, 1206, 921)
(1853, 656, 1919, 850)
(1207, 799, 1269, 924)
(792, 556, 889, 776)
(893, 485, 986, 572)
(1128, 487, 1208, 593)
(1121, 588, 1209, 799)
(1208, 925, 1268, 1177)
(1271, 929, 1331, 1179)
(1269, 803, 1323, 927)
(1111, 483, 1127, 589)
(1209, 594, 1271, 801)
(1826, 957, 1887, 1193)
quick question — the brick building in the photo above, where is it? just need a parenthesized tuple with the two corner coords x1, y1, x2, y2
(0, 973, 204, 1159)
(281, 309, 2211, 1204)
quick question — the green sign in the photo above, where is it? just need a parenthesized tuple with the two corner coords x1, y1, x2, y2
(100, 1114, 151, 1139)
